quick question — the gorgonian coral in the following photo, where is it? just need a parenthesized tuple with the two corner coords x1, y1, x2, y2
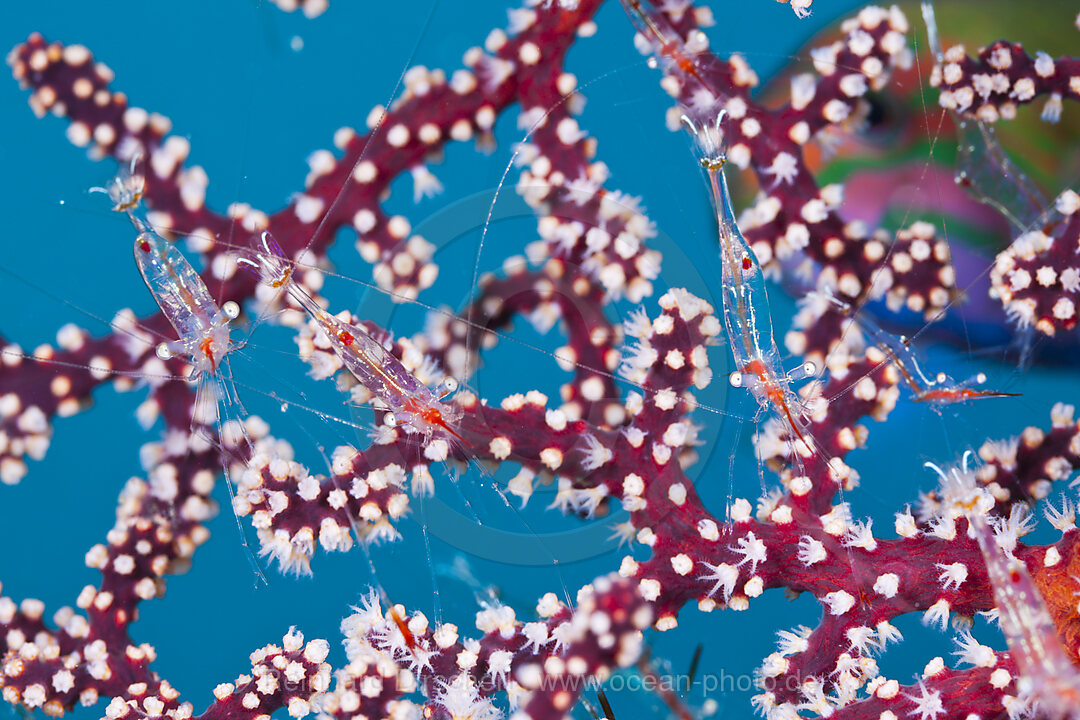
(3, 2, 1080, 720)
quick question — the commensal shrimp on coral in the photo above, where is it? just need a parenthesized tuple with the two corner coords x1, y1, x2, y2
(817, 290, 1020, 407)
(684, 112, 819, 453)
(7, 2, 1080, 720)
(98, 157, 270, 583)
(99, 159, 244, 382)
(618, 0, 820, 463)
(238, 231, 468, 460)
(926, 451, 1080, 720)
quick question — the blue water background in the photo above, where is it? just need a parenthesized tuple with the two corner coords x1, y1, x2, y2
(2, 1, 1079, 719)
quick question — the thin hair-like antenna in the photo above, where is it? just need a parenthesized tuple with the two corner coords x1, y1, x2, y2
(243, 0, 442, 340)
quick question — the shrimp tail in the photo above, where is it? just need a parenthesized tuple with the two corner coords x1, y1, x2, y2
(618, 0, 711, 90)
(619, 0, 669, 48)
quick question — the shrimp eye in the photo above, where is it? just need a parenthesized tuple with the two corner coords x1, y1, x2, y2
(138, 239, 151, 253)
(338, 331, 354, 346)
(435, 376, 459, 400)
(741, 255, 753, 271)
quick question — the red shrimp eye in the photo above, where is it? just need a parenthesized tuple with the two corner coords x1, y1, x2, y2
(338, 331, 354, 346)
(138, 240, 151, 253)
(742, 255, 753, 271)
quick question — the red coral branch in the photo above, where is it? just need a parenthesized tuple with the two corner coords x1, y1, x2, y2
(4, 3, 1080, 720)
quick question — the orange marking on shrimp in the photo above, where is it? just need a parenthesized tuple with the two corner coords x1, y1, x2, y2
(914, 387, 1021, 403)
(403, 398, 469, 446)
(660, 39, 711, 88)
(741, 359, 809, 447)
(338, 330, 354, 346)
(432, 414, 468, 445)
(200, 337, 217, 373)
(624, 0, 709, 86)
(742, 359, 767, 378)
(388, 605, 417, 652)
(871, 337, 1019, 405)
(674, 51, 699, 77)
(778, 400, 809, 447)
(270, 267, 292, 288)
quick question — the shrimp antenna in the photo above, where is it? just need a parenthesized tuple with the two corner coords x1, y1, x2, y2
(596, 689, 616, 720)
(240, 0, 443, 340)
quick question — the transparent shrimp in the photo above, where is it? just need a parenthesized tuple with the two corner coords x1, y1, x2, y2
(239, 231, 465, 449)
(617, 0, 817, 450)
(927, 453, 1080, 719)
(97, 160, 264, 583)
(921, 1, 1049, 233)
(619, 0, 709, 88)
(617, 9, 883, 626)
(241, 233, 580, 611)
(96, 156, 244, 377)
(823, 292, 1020, 406)
(133, 229, 243, 376)
(685, 112, 817, 452)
